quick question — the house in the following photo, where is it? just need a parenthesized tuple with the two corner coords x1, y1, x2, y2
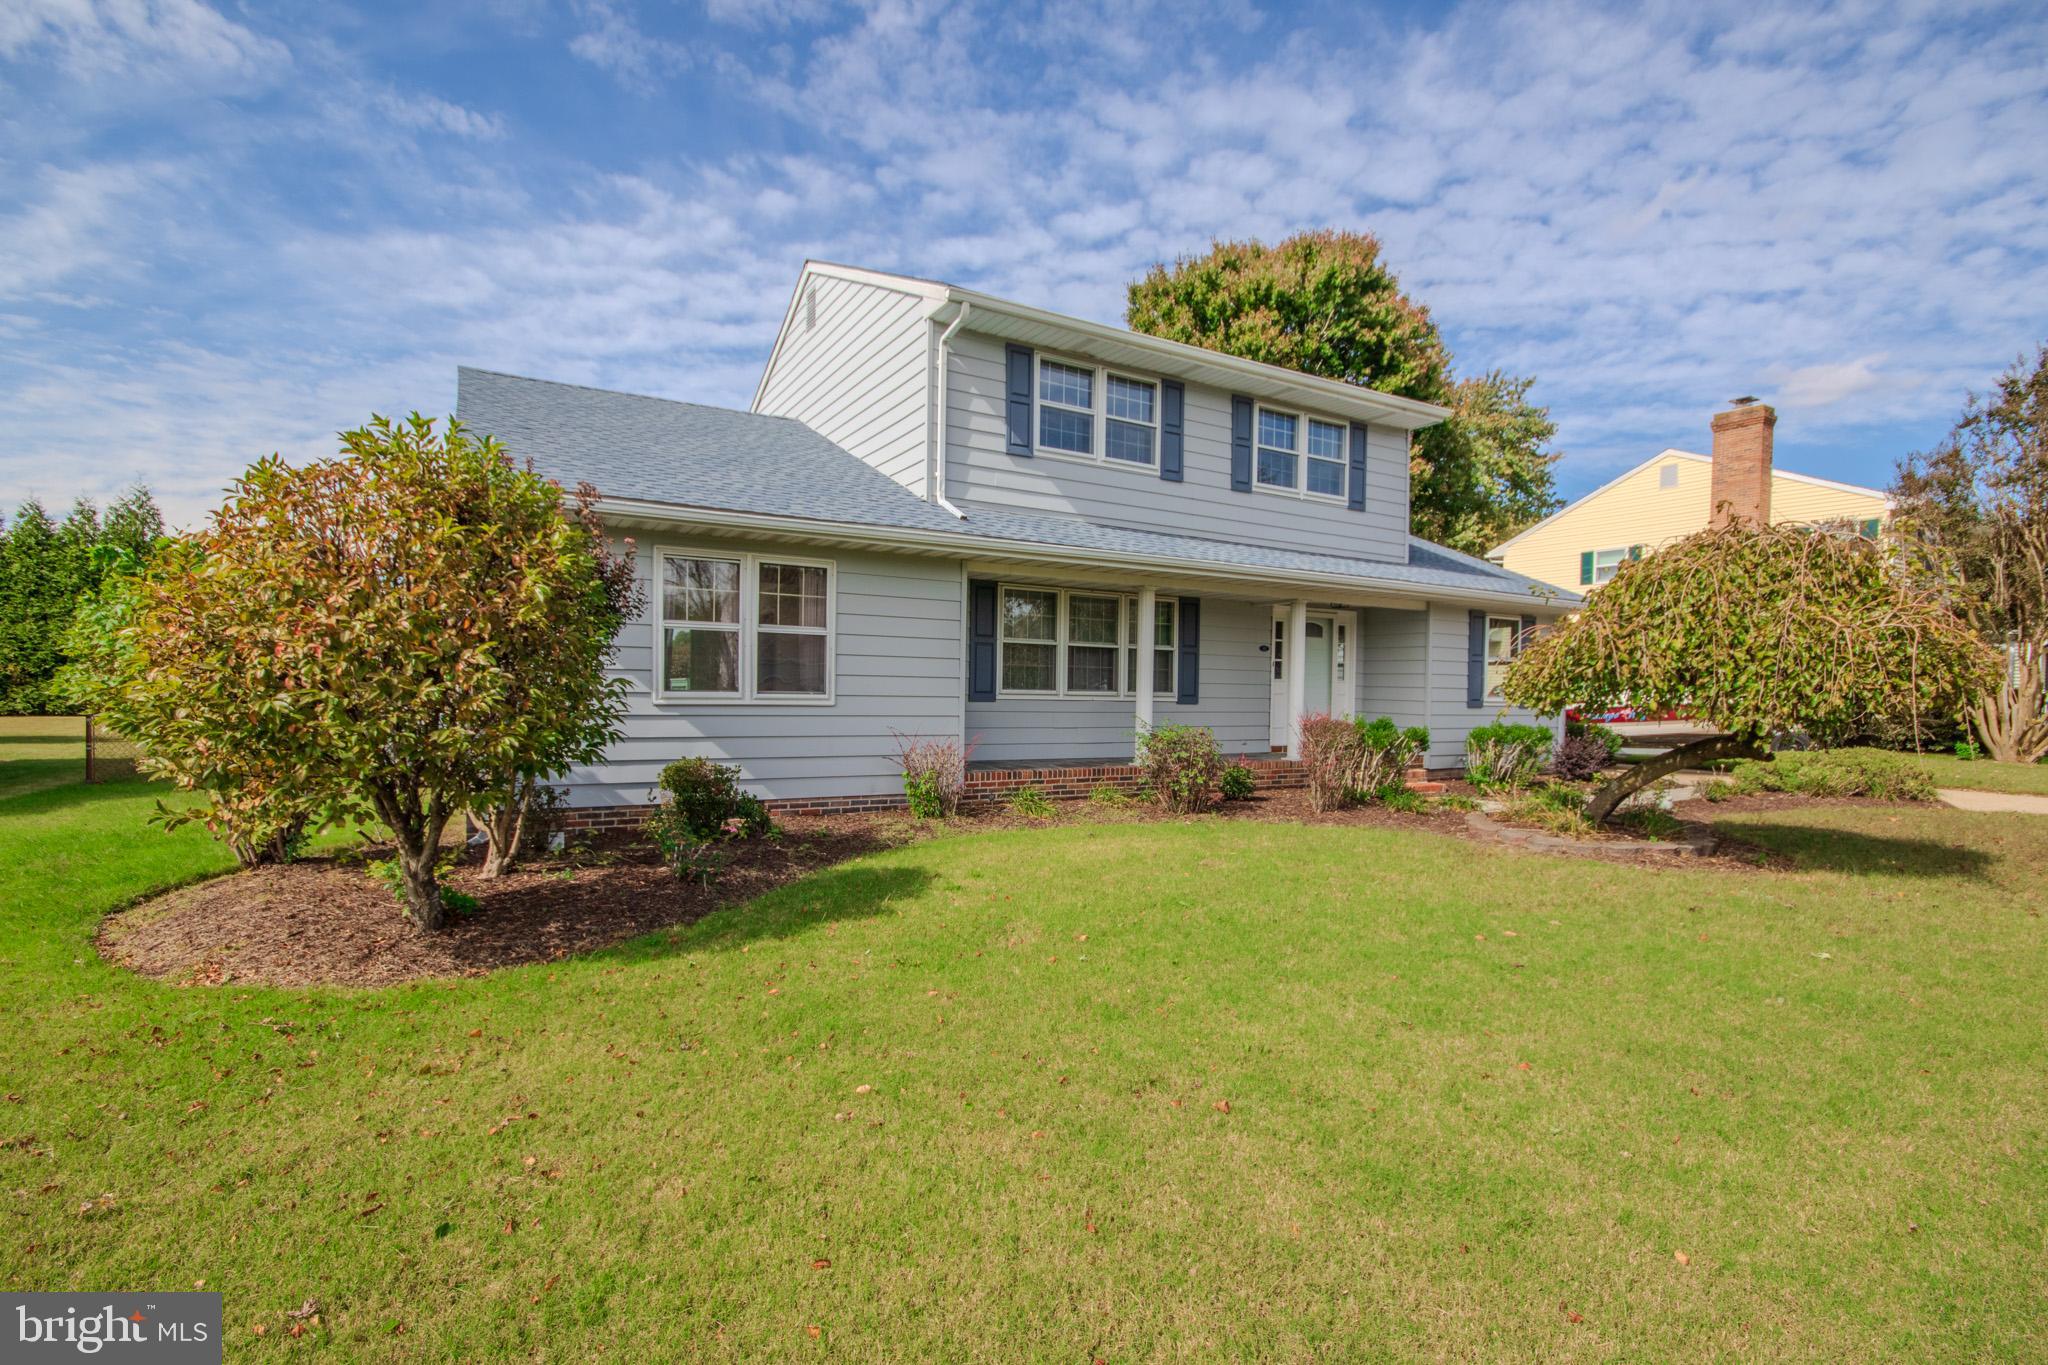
(457, 261, 1572, 818)
(1487, 399, 1889, 594)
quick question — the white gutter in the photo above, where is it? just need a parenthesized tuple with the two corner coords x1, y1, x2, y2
(589, 493, 1573, 613)
(928, 300, 971, 519)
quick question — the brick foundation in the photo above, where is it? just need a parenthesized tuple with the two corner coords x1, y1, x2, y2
(559, 757, 1323, 830)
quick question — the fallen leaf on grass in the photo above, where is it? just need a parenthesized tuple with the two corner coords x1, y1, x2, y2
(1516, 1062, 1532, 1071)
(806, 1325, 821, 1339)
(854, 1084, 873, 1095)
(1674, 1250, 1690, 1265)
(1213, 1100, 1231, 1114)
(287, 1300, 318, 1320)
(812, 1258, 831, 1270)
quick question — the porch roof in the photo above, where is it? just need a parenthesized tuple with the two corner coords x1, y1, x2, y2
(457, 366, 1577, 612)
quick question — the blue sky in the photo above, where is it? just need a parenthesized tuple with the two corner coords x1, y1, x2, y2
(3, 0, 2045, 529)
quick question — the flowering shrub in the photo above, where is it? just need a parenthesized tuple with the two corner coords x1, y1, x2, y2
(1136, 723, 1225, 814)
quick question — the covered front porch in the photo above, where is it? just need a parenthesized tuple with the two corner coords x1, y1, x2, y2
(963, 554, 1440, 768)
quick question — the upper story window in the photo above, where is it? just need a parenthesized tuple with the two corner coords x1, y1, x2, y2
(1035, 356, 1157, 468)
(1257, 406, 1347, 500)
(1590, 546, 1631, 585)
(657, 548, 834, 702)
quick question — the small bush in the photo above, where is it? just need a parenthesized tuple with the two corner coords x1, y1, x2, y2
(1729, 748, 1935, 801)
(1503, 783, 1592, 837)
(1565, 718, 1624, 758)
(1466, 723, 1553, 792)
(1087, 784, 1135, 808)
(1007, 786, 1057, 819)
(646, 757, 771, 885)
(1614, 806, 1684, 841)
(1136, 723, 1225, 814)
(1550, 732, 1613, 782)
(1380, 788, 1428, 814)
(1953, 739, 1981, 761)
(1298, 713, 1429, 812)
(1218, 764, 1257, 801)
(896, 732, 972, 819)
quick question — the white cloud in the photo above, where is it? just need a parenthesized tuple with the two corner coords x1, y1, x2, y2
(375, 91, 507, 141)
(568, 0, 692, 90)
(0, 0, 288, 87)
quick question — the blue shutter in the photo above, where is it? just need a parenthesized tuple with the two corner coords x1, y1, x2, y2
(1520, 614, 1537, 656)
(1347, 423, 1367, 511)
(1160, 380, 1185, 482)
(1004, 345, 1033, 456)
(1176, 598, 1200, 704)
(1466, 610, 1487, 708)
(1229, 396, 1253, 492)
(969, 579, 998, 702)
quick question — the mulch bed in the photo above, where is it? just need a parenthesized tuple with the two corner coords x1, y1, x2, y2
(98, 783, 1846, 991)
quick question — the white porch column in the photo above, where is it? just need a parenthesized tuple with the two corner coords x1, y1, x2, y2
(1134, 585, 1156, 760)
(1285, 599, 1309, 758)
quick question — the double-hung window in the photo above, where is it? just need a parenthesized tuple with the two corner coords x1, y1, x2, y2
(997, 586, 1176, 698)
(1589, 546, 1630, 585)
(1256, 406, 1348, 499)
(1484, 616, 1522, 699)
(657, 549, 834, 701)
(1103, 375, 1157, 465)
(1035, 357, 1158, 468)
(1125, 596, 1176, 697)
(1038, 361, 1094, 455)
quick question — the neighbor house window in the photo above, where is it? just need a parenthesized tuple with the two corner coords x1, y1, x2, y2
(1485, 616, 1521, 699)
(1590, 546, 1631, 584)
(1038, 360, 1094, 455)
(1256, 406, 1347, 499)
(1104, 375, 1157, 466)
(657, 549, 834, 701)
(1124, 596, 1177, 697)
(660, 554, 742, 696)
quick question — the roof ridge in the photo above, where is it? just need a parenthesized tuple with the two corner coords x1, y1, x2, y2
(457, 366, 806, 425)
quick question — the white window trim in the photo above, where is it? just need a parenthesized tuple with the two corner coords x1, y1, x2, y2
(1123, 593, 1177, 700)
(1030, 353, 1160, 472)
(1590, 545, 1631, 585)
(1484, 614, 1521, 701)
(1253, 404, 1350, 503)
(995, 582, 1177, 700)
(652, 546, 837, 705)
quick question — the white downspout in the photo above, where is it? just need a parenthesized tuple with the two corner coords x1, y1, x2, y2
(930, 301, 972, 519)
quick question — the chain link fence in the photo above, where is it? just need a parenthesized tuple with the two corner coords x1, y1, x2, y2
(84, 715, 145, 783)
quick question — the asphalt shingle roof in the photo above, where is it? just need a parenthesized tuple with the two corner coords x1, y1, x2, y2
(457, 367, 1573, 606)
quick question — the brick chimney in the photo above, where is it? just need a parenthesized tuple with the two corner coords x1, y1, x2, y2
(1709, 397, 1775, 528)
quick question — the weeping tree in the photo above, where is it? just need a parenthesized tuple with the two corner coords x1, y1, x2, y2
(1505, 521, 1999, 822)
(63, 416, 636, 929)
(1890, 344, 2048, 763)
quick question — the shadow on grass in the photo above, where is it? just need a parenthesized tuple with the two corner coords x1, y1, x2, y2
(1713, 819, 1997, 879)
(0, 733, 90, 748)
(574, 861, 939, 967)
(0, 766, 148, 812)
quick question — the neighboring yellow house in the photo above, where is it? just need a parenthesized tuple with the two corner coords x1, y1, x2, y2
(1487, 446, 1888, 595)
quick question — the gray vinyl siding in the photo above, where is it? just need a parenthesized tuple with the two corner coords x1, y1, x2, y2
(573, 535, 962, 805)
(754, 273, 933, 496)
(966, 598, 1271, 762)
(1355, 607, 1430, 731)
(944, 330, 1409, 564)
(1422, 602, 1563, 769)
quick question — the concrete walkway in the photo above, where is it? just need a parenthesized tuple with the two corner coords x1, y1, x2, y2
(1937, 788, 2048, 814)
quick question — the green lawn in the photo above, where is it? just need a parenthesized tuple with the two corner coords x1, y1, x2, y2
(1, 779, 2043, 1360)
(1898, 749, 2048, 796)
(0, 714, 87, 800)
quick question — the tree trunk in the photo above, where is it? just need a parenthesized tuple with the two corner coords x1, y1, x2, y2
(369, 784, 451, 933)
(1586, 733, 1771, 824)
(1967, 644, 2048, 764)
(480, 779, 532, 879)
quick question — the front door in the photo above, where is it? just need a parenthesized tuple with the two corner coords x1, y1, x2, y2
(1269, 612, 1338, 748)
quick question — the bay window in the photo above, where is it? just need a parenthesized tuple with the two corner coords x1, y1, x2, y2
(656, 548, 834, 702)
